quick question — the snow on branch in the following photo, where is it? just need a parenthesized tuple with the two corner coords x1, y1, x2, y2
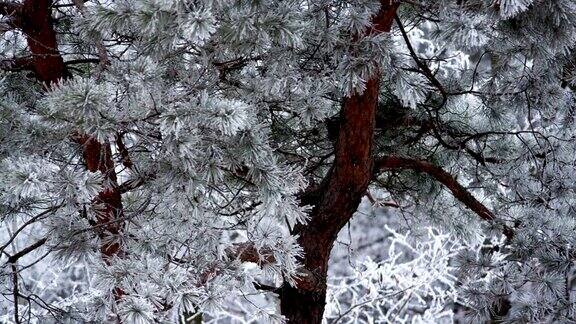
(325, 226, 462, 323)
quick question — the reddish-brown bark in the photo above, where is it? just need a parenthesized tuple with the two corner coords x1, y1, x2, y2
(72, 133, 116, 174)
(280, 2, 399, 323)
(20, 0, 70, 86)
(73, 133, 125, 262)
(375, 155, 514, 239)
(17, 0, 124, 267)
(375, 156, 495, 220)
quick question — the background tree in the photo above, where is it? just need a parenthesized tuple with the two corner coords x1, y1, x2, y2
(1, 0, 576, 323)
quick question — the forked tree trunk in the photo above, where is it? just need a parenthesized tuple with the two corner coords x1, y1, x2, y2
(14, 0, 398, 322)
(279, 4, 399, 322)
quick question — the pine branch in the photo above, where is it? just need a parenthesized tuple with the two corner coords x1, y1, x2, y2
(395, 15, 447, 107)
(72, 0, 109, 76)
(64, 58, 101, 65)
(0, 205, 61, 256)
(374, 155, 514, 238)
(16, 0, 125, 300)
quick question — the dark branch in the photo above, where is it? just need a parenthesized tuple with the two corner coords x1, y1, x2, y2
(0, 205, 61, 255)
(395, 15, 447, 106)
(115, 132, 134, 169)
(11, 263, 21, 324)
(6, 238, 47, 264)
(64, 58, 101, 65)
(253, 282, 282, 294)
(374, 155, 514, 238)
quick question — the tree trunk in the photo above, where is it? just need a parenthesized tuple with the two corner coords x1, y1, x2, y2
(18, 0, 125, 296)
(20, 0, 70, 85)
(280, 76, 381, 323)
(279, 2, 399, 322)
(280, 280, 327, 323)
(281, 28, 395, 324)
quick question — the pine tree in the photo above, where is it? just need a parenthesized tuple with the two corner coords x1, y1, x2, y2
(1, 0, 576, 323)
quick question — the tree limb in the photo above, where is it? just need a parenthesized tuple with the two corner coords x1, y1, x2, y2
(11, 263, 21, 324)
(6, 238, 47, 264)
(72, 0, 109, 75)
(64, 58, 101, 65)
(18, 0, 125, 277)
(0, 205, 61, 256)
(374, 155, 514, 238)
(395, 15, 447, 106)
(115, 132, 134, 169)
